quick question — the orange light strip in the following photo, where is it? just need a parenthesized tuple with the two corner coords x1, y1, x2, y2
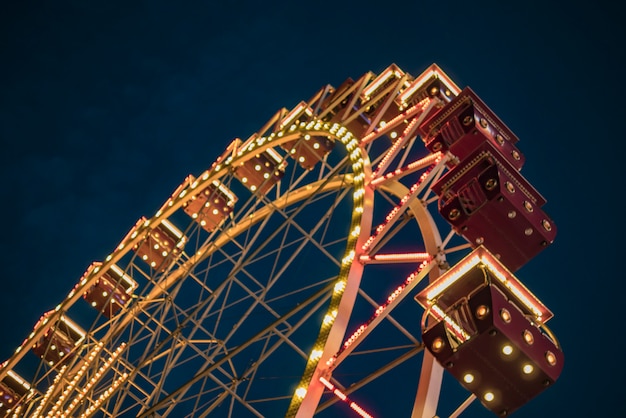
(265, 146, 284, 164)
(362, 162, 441, 253)
(160, 218, 184, 241)
(360, 98, 431, 145)
(212, 180, 237, 203)
(416, 247, 552, 322)
(398, 64, 461, 104)
(431, 305, 471, 342)
(327, 261, 431, 368)
(362, 66, 403, 98)
(109, 264, 138, 292)
(372, 115, 421, 178)
(319, 377, 374, 418)
(359, 252, 430, 264)
(279, 102, 312, 129)
(479, 256, 550, 321)
(424, 255, 480, 302)
(370, 152, 443, 187)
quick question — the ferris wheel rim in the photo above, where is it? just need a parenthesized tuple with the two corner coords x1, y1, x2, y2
(2, 64, 482, 418)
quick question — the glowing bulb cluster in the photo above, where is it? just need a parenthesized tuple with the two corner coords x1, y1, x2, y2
(30, 365, 67, 418)
(58, 343, 127, 418)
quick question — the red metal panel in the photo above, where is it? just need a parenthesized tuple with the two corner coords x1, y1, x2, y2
(362, 98, 403, 134)
(32, 330, 74, 365)
(318, 77, 371, 138)
(281, 135, 334, 171)
(0, 373, 28, 415)
(31, 312, 83, 366)
(419, 87, 524, 170)
(422, 285, 563, 416)
(432, 145, 555, 272)
(83, 274, 131, 318)
(133, 219, 184, 272)
(318, 78, 356, 120)
(0, 386, 20, 415)
(360, 64, 406, 131)
(233, 151, 286, 195)
(319, 77, 355, 115)
(183, 182, 236, 232)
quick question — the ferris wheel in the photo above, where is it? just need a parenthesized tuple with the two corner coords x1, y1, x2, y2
(0, 64, 563, 418)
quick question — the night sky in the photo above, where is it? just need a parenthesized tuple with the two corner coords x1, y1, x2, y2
(1, 1, 624, 417)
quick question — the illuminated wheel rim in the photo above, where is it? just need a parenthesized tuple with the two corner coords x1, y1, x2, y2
(0, 65, 480, 418)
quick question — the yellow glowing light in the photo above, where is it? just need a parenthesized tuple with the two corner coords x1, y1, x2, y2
(295, 387, 307, 398)
(484, 392, 495, 402)
(342, 250, 355, 265)
(523, 330, 534, 345)
(500, 308, 511, 323)
(309, 349, 323, 361)
(463, 373, 474, 383)
(475, 305, 489, 319)
(334, 280, 346, 293)
(432, 337, 445, 352)
(523, 364, 534, 374)
(502, 345, 513, 355)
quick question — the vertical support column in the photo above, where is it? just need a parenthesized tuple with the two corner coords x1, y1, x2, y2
(411, 351, 444, 418)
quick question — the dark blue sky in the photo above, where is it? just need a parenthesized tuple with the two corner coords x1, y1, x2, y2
(1, 1, 624, 417)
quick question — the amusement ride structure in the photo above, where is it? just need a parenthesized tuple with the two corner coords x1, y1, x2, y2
(0, 64, 563, 417)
